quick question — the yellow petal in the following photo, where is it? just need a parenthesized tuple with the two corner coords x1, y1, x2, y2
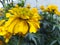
(14, 20, 28, 35)
(6, 19, 18, 33)
(32, 13, 41, 21)
(28, 21, 37, 33)
(5, 38, 9, 43)
(6, 13, 11, 18)
(31, 8, 38, 13)
(0, 20, 5, 26)
(0, 27, 6, 36)
(5, 17, 16, 27)
(4, 33, 12, 43)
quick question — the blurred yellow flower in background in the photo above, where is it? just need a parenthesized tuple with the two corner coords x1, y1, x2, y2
(40, 5, 45, 11)
(46, 5, 58, 12)
(15, 4, 19, 8)
(26, 4, 31, 8)
(40, 5, 60, 16)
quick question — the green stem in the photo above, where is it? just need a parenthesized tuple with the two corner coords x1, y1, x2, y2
(12, 0, 13, 6)
(2, 0, 6, 19)
(3, 0, 5, 8)
(50, 13, 53, 22)
(17, 35, 21, 45)
(7, 0, 9, 5)
(56, 16, 58, 24)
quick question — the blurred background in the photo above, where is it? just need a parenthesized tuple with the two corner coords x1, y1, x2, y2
(0, 0, 60, 10)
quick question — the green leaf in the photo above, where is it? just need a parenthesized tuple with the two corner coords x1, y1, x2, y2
(50, 40, 57, 45)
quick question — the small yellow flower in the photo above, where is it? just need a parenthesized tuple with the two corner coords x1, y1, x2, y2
(26, 4, 31, 8)
(40, 5, 45, 11)
(15, 4, 19, 8)
(46, 5, 58, 12)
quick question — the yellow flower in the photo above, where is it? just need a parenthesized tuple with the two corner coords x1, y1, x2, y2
(0, 5, 41, 43)
(26, 4, 31, 8)
(40, 5, 45, 11)
(46, 5, 58, 12)
(5, 6, 41, 36)
(15, 4, 19, 8)
(40, 5, 60, 16)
